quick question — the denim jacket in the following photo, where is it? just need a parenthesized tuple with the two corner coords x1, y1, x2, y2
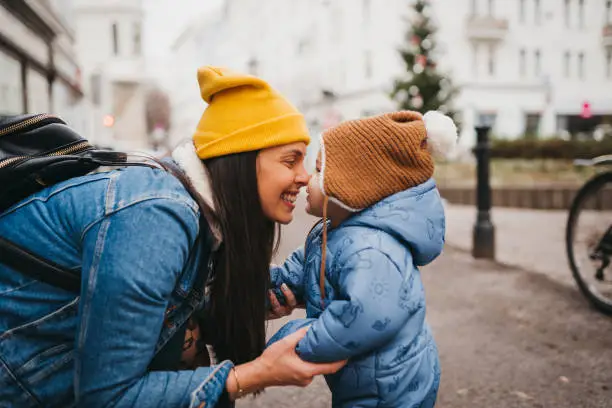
(0, 143, 233, 407)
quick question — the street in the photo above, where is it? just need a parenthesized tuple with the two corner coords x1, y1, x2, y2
(239, 201, 612, 408)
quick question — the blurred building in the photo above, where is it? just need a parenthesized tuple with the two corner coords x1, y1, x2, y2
(433, 0, 612, 143)
(167, 0, 397, 166)
(167, 6, 225, 146)
(166, 0, 612, 150)
(70, 0, 149, 149)
(0, 0, 89, 134)
(166, 1, 269, 146)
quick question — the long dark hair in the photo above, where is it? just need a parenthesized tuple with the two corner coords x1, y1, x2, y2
(203, 151, 280, 365)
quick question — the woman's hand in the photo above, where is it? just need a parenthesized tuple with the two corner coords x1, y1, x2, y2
(256, 327, 346, 387)
(267, 284, 302, 320)
(227, 327, 347, 399)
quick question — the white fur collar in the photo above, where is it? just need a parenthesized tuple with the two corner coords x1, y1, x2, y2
(172, 142, 223, 248)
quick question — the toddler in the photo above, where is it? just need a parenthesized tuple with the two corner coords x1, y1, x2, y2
(268, 110, 457, 407)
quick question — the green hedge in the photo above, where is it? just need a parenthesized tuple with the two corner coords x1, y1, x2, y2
(490, 139, 612, 160)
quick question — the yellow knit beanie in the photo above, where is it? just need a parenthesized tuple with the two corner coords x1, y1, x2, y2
(192, 66, 310, 159)
(320, 110, 458, 211)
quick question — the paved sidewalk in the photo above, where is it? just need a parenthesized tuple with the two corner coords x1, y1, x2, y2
(444, 203, 574, 287)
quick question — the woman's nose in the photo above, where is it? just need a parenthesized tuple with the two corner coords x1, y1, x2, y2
(295, 164, 310, 186)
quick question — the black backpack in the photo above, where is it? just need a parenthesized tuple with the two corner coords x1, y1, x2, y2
(0, 113, 212, 293)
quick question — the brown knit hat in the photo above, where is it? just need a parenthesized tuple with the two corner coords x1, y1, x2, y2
(320, 110, 457, 211)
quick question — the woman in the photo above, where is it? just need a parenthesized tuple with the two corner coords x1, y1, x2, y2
(0, 66, 345, 407)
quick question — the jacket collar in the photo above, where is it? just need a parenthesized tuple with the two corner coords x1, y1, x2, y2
(171, 142, 223, 248)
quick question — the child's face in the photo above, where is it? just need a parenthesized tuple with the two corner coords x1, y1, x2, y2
(305, 155, 325, 217)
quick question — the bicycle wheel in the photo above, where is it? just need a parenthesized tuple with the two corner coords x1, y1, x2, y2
(566, 171, 612, 315)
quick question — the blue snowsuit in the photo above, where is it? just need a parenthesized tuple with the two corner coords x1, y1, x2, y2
(269, 178, 445, 407)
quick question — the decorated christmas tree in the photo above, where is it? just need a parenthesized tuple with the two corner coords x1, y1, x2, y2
(391, 0, 459, 124)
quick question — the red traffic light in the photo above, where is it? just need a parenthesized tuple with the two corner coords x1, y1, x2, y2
(581, 101, 592, 119)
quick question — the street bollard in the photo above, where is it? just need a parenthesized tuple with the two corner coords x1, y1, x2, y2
(472, 126, 496, 259)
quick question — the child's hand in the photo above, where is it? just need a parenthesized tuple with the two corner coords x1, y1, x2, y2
(266, 318, 316, 348)
(267, 284, 302, 320)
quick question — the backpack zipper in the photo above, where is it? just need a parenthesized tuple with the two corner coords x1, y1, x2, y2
(0, 156, 26, 169)
(0, 113, 92, 169)
(0, 113, 57, 138)
(0, 113, 62, 170)
(48, 140, 92, 156)
(0, 140, 92, 170)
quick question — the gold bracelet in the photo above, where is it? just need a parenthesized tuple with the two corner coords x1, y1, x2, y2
(232, 366, 244, 399)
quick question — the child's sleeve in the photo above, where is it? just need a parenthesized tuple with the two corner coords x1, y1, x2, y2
(296, 248, 419, 362)
(270, 246, 307, 306)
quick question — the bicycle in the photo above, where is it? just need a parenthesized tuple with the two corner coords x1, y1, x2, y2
(566, 154, 612, 315)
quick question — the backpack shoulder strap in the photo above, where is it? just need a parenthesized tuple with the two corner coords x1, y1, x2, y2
(0, 236, 80, 292)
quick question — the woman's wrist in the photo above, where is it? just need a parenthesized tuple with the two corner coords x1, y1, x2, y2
(226, 359, 270, 400)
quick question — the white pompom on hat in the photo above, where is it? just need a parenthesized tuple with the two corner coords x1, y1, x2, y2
(423, 110, 458, 160)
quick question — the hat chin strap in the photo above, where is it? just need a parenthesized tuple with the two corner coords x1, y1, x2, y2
(319, 196, 329, 308)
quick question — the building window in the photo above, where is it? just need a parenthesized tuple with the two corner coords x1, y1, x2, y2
(471, 0, 478, 16)
(487, 0, 494, 16)
(472, 43, 479, 77)
(223, 0, 230, 19)
(133, 22, 141, 55)
(534, 49, 541, 76)
(26, 68, 50, 113)
(578, 52, 585, 79)
(91, 73, 101, 106)
(338, 62, 347, 87)
(578, 0, 585, 29)
(487, 44, 496, 76)
(52, 81, 80, 132)
(112, 23, 119, 55)
(556, 115, 568, 135)
(361, 110, 376, 118)
(247, 58, 259, 75)
(0, 51, 23, 114)
(364, 50, 373, 79)
(607, 48, 612, 79)
(524, 113, 541, 137)
(564, 51, 571, 77)
(564, 0, 570, 28)
(477, 112, 497, 128)
(112, 82, 137, 121)
(297, 39, 307, 55)
(331, 7, 342, 43)
(519, 0, 526, 23)
(519, 48, 526, 77)
(362, 0, 370, 24)
(534, 0, 541, 25)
